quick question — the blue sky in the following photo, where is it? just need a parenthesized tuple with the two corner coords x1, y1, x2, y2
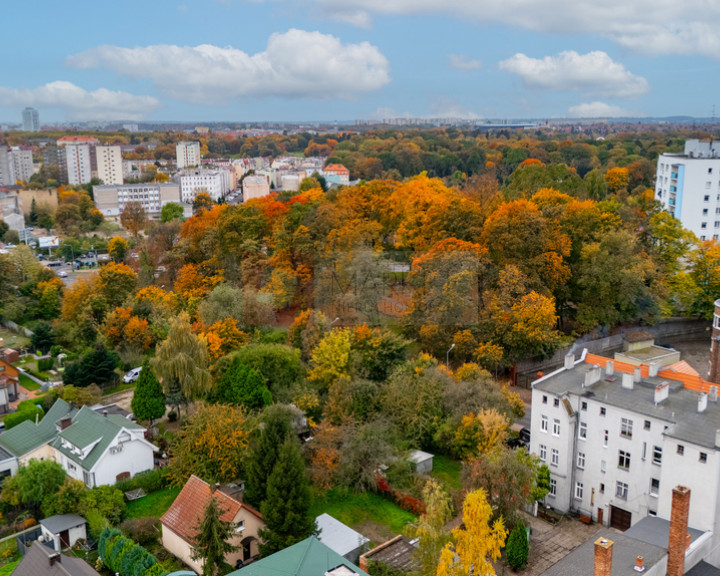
(1, 0, 719, 123)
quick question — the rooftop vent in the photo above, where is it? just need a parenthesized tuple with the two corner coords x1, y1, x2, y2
(654, 381, 670, 405)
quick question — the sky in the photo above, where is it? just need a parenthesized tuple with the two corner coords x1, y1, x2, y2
(1, 0, 719, 123)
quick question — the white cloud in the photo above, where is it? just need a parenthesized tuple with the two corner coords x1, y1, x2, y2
(312, 0, 720, 57)
(448, 54, 482, 71)
(0, 81, 161, 121)
(567, 101, 632, 118)
(499, 51, 649, 99)
(66, 29, 390, 103)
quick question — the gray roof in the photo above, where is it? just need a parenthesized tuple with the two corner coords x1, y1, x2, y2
(40, 514, 86, 535)
(625, 516, 704, 549)
(316, 513, 370, 557)
(362, 536, 419, 571)
(0, 444, 14, 462)
(687, 561, 720, 576)
(15, 541, 100, 576)
(541, 530, 666, 576)
(534, 358, 720, 449)
(408, 450, 433, 464)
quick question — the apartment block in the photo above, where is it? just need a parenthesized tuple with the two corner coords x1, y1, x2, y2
(93, 183, 181, 218)
(96, 145, 123, 185)
(176, 141, 201, 169)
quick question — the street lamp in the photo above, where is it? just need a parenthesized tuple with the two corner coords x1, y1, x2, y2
(446, 343, 455, 371)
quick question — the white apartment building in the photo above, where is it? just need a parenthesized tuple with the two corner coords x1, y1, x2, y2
(62, 144, 93, 186)
(243, 174, 271, 202)
(93, 183, 181, 218)
(178, 169, 231, 202)
(655, 140, 720, 241)
(96, 145, 123, 185)
(176, 141, 201, 168)
(531, 349, 720, 534)
(8, 148, 34, 184)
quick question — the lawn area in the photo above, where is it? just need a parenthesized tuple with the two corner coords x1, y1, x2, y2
(310, 487, 416, 536)
(0, 328, 29, 351)
(431, 454, 462, 492)
(0, 559, 20, 575)
(17, 372, 41, 392)
(125, 487, 181, 520)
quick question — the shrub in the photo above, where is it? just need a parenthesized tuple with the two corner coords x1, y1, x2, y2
(142, 565, 167, 576)
(37, 357, 54, 372)
(119, 518, 160, 547)
(85, 509, 109, 539)
(115, 468, 168, 494)
(506, 519, 529, 570)
(50, 345, 62, 357)
(121, 544, 146, 576)
(23, 518, 37, 528)
(4, 405, 43, 429)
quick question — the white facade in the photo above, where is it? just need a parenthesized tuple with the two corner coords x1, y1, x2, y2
(22, 107, 39, 132)
(176, 141, 201, 168)
(243, 174, 271, 201)
(93, 183, 181, 217)
(96, 145, 123, 185)
(655, 139, 720, 241)
(179, 169, 231, 202)
(63, 144, 93, 185)
(8, 148, 34, 184)
(0, 147, 10, 186)
(531, 351, 720, 534)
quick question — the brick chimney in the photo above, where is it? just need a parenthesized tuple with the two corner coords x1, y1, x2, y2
(59, 417, 72, 431)
(667, 486, 691, 576)
(48, 552, 61, 566)
(710, 299, 720, 385)
(594, 537, 613, 576)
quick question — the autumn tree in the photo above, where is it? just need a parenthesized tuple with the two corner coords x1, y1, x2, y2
(436, 489, 507, 576)
(120, 201, 146, 238)
(409, 480, 453, 576)
(307, 329, 351, 392)
(131, 359, 165, 427)
(152, 312, 212, 419)
(193, 191, 214, 214)
(604, 166, 630, 194)
(168, 404, 252, 485)
(108, 236, 130, 263)
(192, 495, 239, 576)
(98, 262, 138, 308)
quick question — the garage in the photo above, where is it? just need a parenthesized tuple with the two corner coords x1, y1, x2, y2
(610, 505, 632, 531)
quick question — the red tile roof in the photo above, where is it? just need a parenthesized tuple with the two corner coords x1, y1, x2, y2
(324, 163, 349, 174)
(57, 136, 99, 145)
(161, 475, 260, 545)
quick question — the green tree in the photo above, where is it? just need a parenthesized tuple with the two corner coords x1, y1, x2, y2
(161, 202, 184, 222)
(152, 312, 211, 419)
(1, 459, 66, 516)
(0, 219, 8, 241)
(31, 321, 55, 354)
(197, 283, 244, 326)
(131, 360, 166, 427)
(244, 405, 294, 508)
(63, 343, 118, 388)
(258, 438, 316, 556)
(506, 520, 529, 570)
(410, 480, 453, 576)
(212, 358, 271, 410)
(192, 496, 239, 576)
(232, 344, 302, 398)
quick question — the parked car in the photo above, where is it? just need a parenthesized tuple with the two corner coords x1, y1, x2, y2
(123, 366, 143, 383)
(59, 270, 68, 278)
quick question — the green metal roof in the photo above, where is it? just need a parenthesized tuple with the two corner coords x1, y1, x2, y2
(52, 406, 139, 472)
(228, 537, 370, 576)
(0, 398, 75, 457)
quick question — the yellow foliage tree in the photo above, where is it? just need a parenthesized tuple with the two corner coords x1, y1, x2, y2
(307, 329, 351, 391)
(604, 167, 630, 193)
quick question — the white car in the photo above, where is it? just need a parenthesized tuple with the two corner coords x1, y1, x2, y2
(59, 270, 68, 278)
(123, 366, 143, 383)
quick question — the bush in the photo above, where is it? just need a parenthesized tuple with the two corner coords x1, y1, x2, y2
(85, 509, 109, 539)
(506, 519, 529, 570)
(115, 468, 168, 494)
(167, 411, 177, 423)
(4, 405, 43, 429)
(119, 518, 160, 547)
(50, 345, 62, 357)
(23, 518, 36, 528)
(37, 357, 54, 372)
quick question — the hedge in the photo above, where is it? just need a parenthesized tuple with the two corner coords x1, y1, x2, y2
(98, 527, 165, 576)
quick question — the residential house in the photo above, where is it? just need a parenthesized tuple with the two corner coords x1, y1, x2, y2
(228, 536, 370, 576)
(14, 541, 101, 576)
(323, 163, 350, 185)
(161, 475, 264, 572)
(315, 513, 369, 565)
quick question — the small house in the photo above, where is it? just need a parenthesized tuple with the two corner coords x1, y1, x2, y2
(315, 513, 370, 564)
(40, 514, 87, 552)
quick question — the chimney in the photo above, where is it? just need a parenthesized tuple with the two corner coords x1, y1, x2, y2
(635, 556, 645, 572)
(594, 537, 613, 576)
(634, 367, 642, 383)
(622, 372, 634, 390)
(667, 486, 691, 576)
(585, 365, 602, 387)
(565, 352, 575, 370)
(649, 362, 660, 378)
(654, 382, 670, 405)
(605, 361, 614, 377)
(48, 552, 61, 566)
(103, 410, 108, 418)
(715, 429, 720, 448)
(59, 417, 72, 431)
(698, 393, 708, 414)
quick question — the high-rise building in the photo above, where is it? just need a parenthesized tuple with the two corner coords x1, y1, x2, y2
(0, 147, 10, 186)
(8, 148, 34, 184)
(57, 137, 99, 185)
(176, 141, 201, 169)
(655, 139, 720, 241)
(21, 108, 39, 132)
(96, 146, 123, 185)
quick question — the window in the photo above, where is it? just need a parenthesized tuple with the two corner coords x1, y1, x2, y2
(581, 401, 587, 411)
(553, 419, 561, 436)
(541, 415, 548, 432)
(577, 452, 586, 469)
(707, 182, 712, 189)
(705, 195, 711, 201)
(553, 397, 560, 407)
(653, 446, 662, 464)
(650, 478, 660, 496)
(702, 223, 708, 229)
(704, 208, 710, 216)
(601, 460, 606, 473)
(644, 420, 651, 431)
(539, 444, 547, 461)
(600, 407, 606, 416)
(616, 481, 629, 500)
(575, 482, 584, 500)
(551, 448, 559, 467)
(549, 478, 557, 496)
(700, 452, 708, 463)
(618, 450, 631, 470)
(620, 418, 633, 439)
(677, 444, 685, 456)
(603, 430, 608, 447)
(579, 422, 587, 440)
(542, 395, 548, 404)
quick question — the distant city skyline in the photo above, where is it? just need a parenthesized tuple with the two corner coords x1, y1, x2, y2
(1, 0, 719, 123)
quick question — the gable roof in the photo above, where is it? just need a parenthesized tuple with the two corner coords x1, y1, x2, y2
(0, 398, 76, 458)
(229, 537, 370, 576)
(0, 358, 18, 380)
(315, 514, 369, 558)
(40, 514, 86, 535)
(15, 541, 100, 576)
(50, 406, 146, 472)
(161, 475, 261, 546)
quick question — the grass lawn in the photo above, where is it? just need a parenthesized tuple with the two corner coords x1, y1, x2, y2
(102, 381, 136, 397)
(0, 559, 20, 575)
(125, 487, 181, 520)
(0, 328, 30, 351)
(17, 372, 41, 392)
(431, 454, 462, 492)
(310, 488, 416, 535)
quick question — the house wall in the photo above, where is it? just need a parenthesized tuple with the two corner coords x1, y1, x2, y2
(162, 525, 203, 572)
(91, 436, 154, 486)
(19, 443, 55, 467)
(41, 524, 86, 551)
(224, 509, 264, 567)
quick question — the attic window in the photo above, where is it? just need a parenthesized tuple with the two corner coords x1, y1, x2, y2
(235, 520, 245, 533)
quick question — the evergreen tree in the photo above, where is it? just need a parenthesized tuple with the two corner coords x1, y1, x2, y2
(192, 495, 238, 576)
(258, 438, 316, 557)
(506, 520, 529, 570)
(31, 321, 55, 354)
(29, 198, 38, 225)
(63, 343, 118, 388)
(212, 358, 271, 410)
(131, 359, 165, 427)
(244, 405, 294, 508)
